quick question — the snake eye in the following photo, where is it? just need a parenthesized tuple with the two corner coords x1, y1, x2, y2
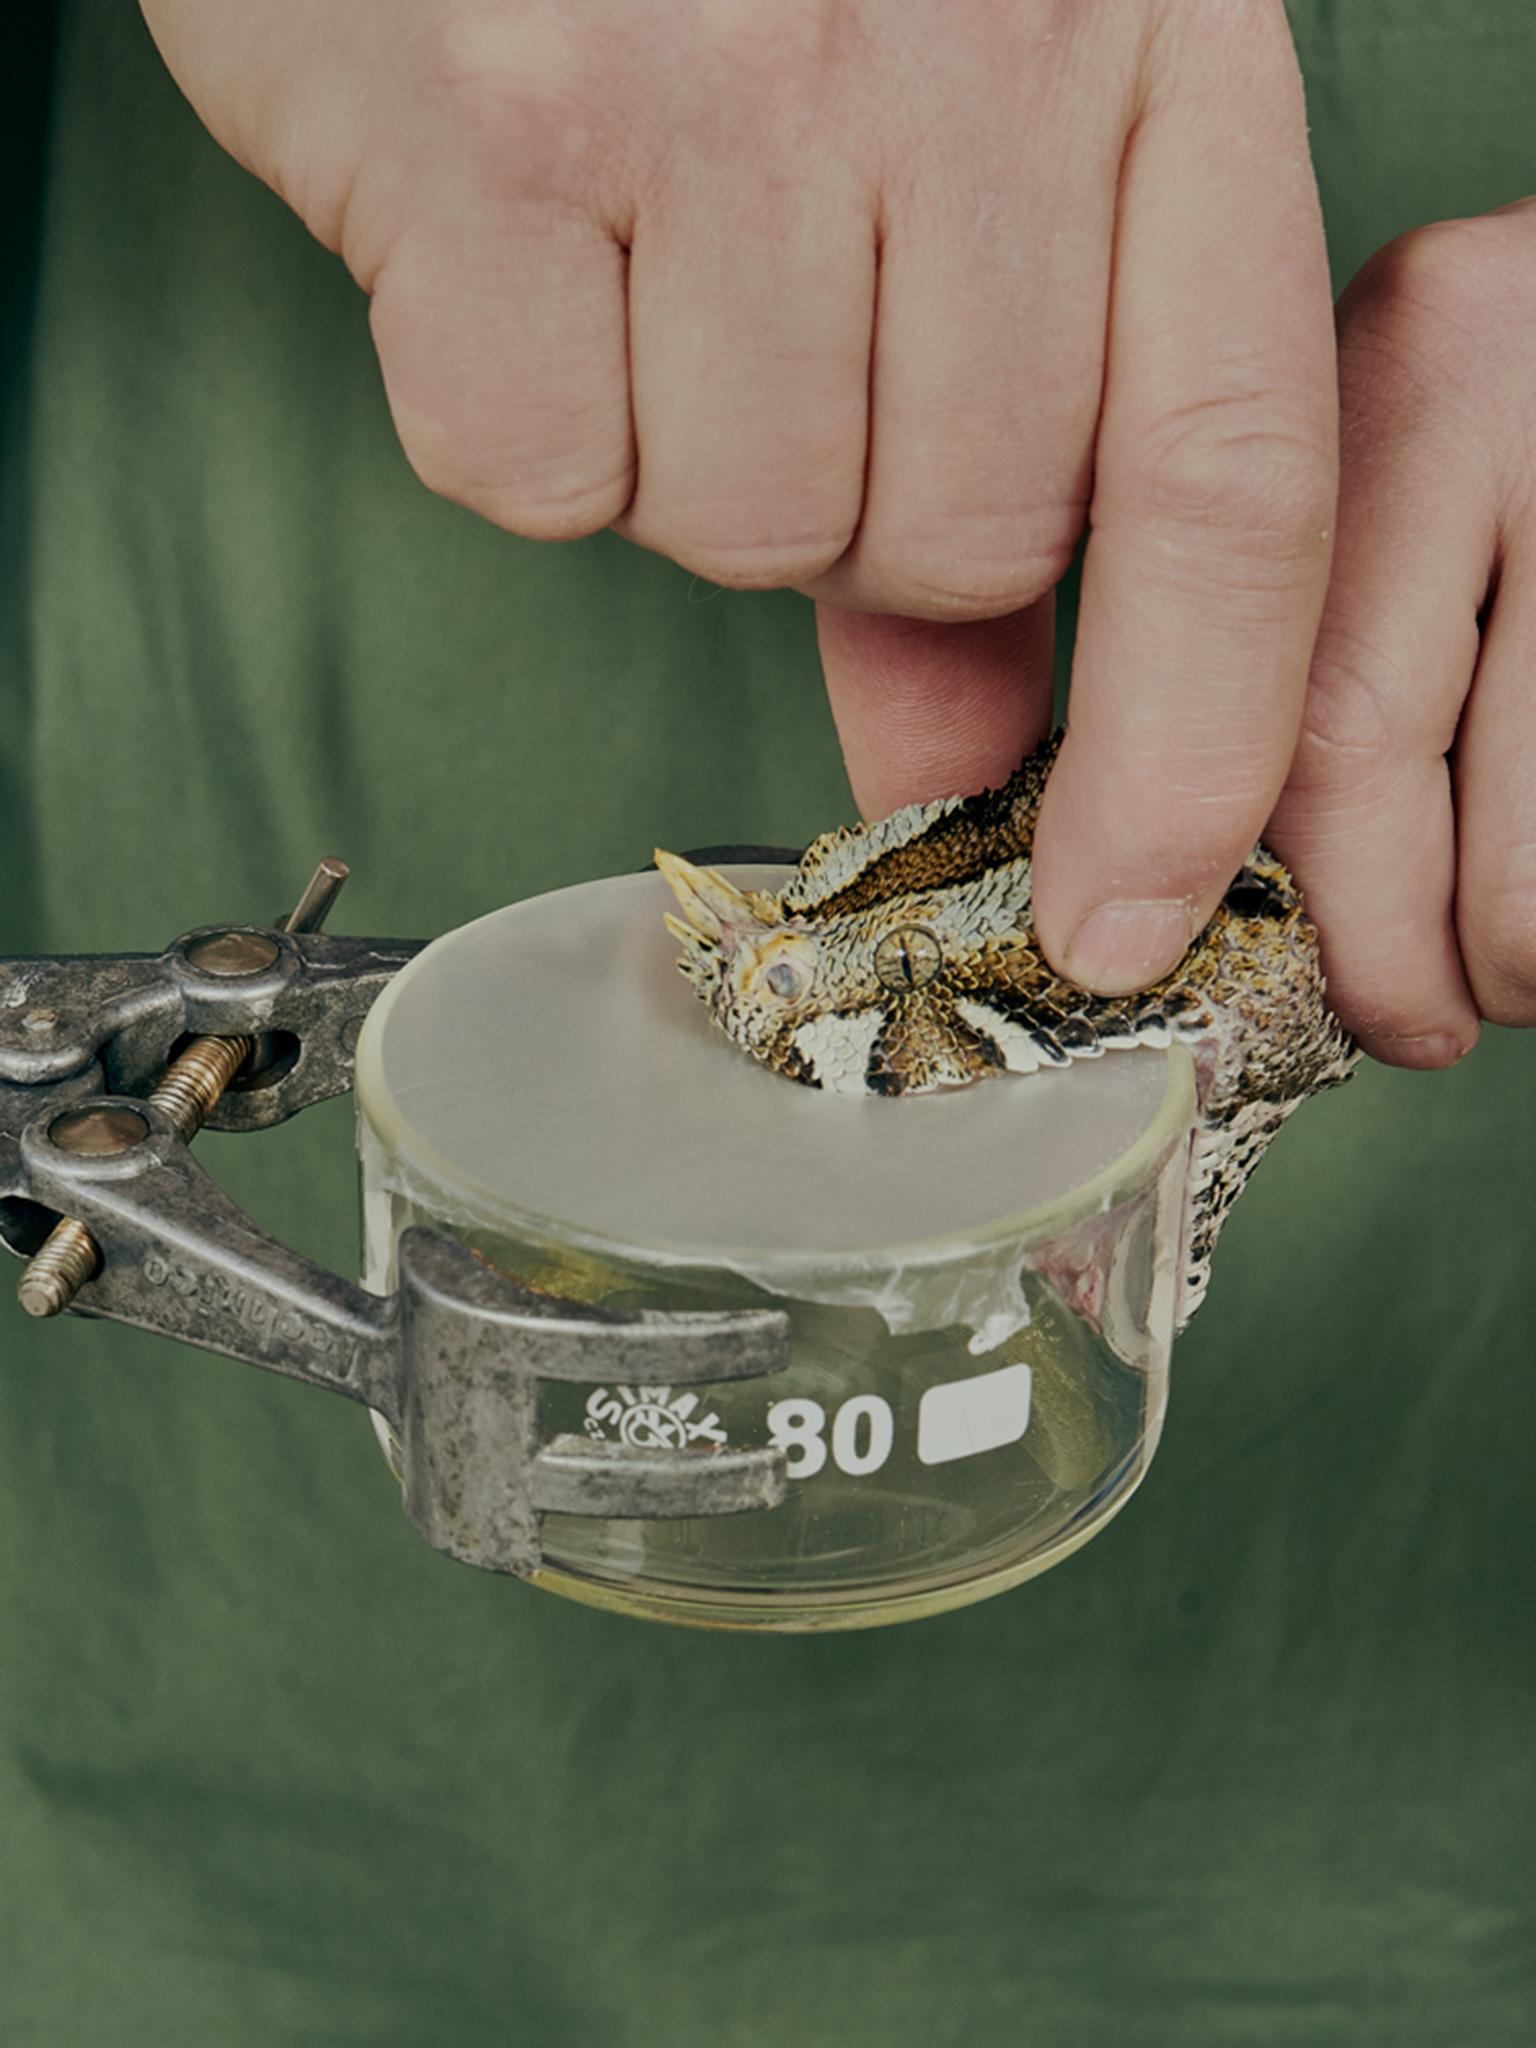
(873, 924, 943, 992)
(765, 960, 803, 1000)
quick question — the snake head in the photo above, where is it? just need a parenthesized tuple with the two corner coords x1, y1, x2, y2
(656, 843, 1061, 1094)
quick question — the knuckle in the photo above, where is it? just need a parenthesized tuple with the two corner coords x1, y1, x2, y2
(634, 454, 865, 591)
(1288, 622, 1436, 789)
(1461, 847, 1536, 1025)
(495, 474, 636, 542)
(674, 527, 858, 591)
(404, 435, 633, 539)
(1337, 219, 1536, 473)
(429, 14, 546, 127)
(705, 0, 844, 79)
(1300, 631, 1402, 766)
(864, 517, 1082, 622)
(425, 10, 621, 201)
(1110, 392, 1338, 580)
(1346, 217, 1530, 350)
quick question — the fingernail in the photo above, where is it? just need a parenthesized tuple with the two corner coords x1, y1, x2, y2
(1063, 899, 1195, 995)
(1387, 1032, 1474, 1070)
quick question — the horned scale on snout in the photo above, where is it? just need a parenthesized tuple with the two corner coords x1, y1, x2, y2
(657, 734, 1358, 1326)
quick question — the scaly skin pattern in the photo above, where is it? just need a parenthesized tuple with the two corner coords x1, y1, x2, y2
(656, 734, 1360, 1327)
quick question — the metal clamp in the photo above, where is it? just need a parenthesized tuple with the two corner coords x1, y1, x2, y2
(0, 864, 790, 1579)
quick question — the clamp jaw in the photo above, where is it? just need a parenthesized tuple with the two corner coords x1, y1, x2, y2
(0, 868, 789, 1580)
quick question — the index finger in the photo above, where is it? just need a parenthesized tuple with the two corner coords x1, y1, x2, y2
(1030, 2, 1338, 995)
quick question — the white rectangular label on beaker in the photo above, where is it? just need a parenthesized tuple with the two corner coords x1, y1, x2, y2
(916, 1362, 1033, 1467)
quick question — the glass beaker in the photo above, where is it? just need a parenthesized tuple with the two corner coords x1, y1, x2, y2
(354, 869, 1197, 1631)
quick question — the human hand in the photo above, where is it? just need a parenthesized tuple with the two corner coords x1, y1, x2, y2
(1261, 202, 1536, 1065)
(140, 0, 1336, 1002)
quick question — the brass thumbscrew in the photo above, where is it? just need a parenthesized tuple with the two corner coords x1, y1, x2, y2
(17, 858, 349, 1319)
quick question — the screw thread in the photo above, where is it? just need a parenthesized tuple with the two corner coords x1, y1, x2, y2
(150, 1034, 254, 1141)
(16, 857, 344, 1325)
(18, 1218, 101, 1319)
(18, 1035, 253, 1317)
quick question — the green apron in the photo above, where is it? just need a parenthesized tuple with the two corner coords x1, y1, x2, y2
(1, 4, 1531, 2041)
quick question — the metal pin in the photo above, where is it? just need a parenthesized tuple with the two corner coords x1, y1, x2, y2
(17, 860, 349, 1319)
(283, 856, 349, 939)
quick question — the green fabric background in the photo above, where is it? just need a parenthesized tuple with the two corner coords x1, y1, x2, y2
(1, 3, 1532, 2042)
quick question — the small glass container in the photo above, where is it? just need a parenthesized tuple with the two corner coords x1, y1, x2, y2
(354, 869, 1197, 1631)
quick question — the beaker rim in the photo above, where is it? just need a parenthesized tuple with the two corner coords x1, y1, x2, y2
(354, 870, 1198, 1290)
